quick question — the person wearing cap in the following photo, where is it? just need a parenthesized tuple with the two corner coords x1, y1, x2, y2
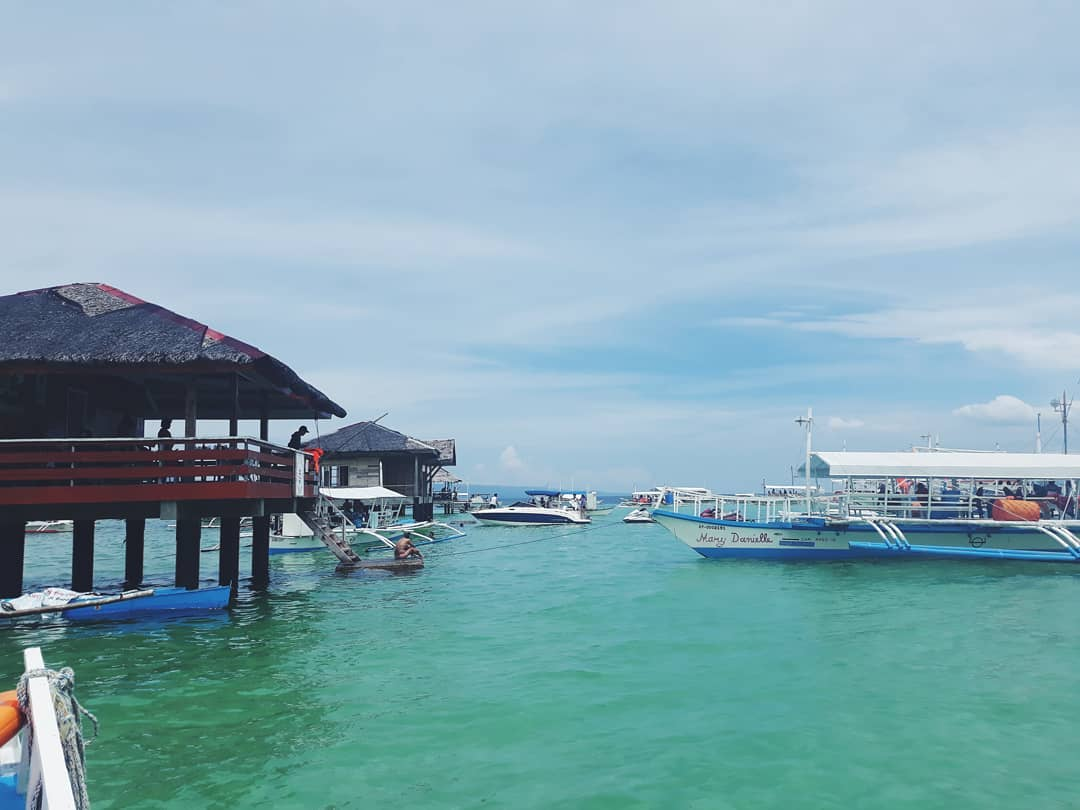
(394, 531, 423, 560)
(288, 425, 309, 450)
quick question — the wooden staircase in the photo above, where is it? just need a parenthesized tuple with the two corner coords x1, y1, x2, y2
(298, 507, 362, 566)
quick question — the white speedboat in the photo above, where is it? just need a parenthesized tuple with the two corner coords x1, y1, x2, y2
(474, 501, 591, 526)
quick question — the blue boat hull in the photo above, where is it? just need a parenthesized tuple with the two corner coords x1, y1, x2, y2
(64, 586, 231, 620)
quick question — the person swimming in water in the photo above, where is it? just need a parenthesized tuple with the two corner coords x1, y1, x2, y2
(394, 531, 423, 560)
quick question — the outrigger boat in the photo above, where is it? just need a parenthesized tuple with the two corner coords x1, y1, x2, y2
(270, 486, 466, 555)
(653, 412, 1080, 562)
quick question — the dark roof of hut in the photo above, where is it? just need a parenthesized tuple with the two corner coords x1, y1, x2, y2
(0, 283, 346, 419)
(305, 421, 451, 462)
(424, 439, 456, 466)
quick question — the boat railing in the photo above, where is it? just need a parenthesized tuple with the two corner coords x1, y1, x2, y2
(0, 436, 318, 506)
(666, 491, 819, 523)
(666, 488, 1080, 525)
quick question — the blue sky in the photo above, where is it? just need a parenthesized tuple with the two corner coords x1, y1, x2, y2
(3, 1, 1080, 491)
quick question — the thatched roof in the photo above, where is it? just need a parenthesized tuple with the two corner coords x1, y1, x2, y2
(424, 439, 456, 466)
(0, 283, 346, 419)
(305, 421, 451, 461)
(432, 468, 462, 484)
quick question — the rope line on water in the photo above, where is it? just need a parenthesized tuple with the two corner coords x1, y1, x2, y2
(443, 521, 609, 556)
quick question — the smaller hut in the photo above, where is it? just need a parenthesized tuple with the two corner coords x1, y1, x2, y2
(304, 422, 455, 521)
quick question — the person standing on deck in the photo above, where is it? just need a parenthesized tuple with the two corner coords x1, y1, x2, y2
(489, 493, 498, 508)
(157, 419, 175, 482)
(288, 425, 308, 450)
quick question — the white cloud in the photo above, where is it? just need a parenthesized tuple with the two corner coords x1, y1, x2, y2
(753, 297, 1080, 371)
(499, 446, 525, 472)
(953, 395, 1037, 424)
(828, 417, 865, 430)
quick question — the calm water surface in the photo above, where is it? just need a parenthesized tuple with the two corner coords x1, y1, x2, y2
(2, 514, 1079, 808)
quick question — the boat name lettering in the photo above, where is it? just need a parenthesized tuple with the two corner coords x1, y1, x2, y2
(730, 531, 772, 545)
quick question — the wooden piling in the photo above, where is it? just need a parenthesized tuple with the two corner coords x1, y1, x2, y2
(219, 518, 241, 591)
(72, 520, 95, 592)
(175, 517, 201, 590)
(124, 518, 146, 588)
(251, 515, 270, 588)
(0, 520, 26, 598)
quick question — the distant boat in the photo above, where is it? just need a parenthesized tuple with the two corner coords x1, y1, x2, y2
(24, 520, 74, 534)
(623, 507, 655, 524)
(0, 586, 231, 621)
(617, 487, 713, 509)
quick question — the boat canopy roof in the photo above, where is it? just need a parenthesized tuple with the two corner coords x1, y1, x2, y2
(525, 489, 586, 497)
(810, 451, 1080, 480)
(321, 485, 406, 501)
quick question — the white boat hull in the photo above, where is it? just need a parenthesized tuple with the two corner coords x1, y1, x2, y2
(652, 510, 1080, 562)
(474, 505, 590, 526)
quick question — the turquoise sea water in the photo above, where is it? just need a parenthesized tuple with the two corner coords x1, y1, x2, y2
(3, 512, 1080, 809)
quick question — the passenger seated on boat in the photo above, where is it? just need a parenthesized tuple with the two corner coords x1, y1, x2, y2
(394, 532, 423, 560)
(913, 482, 929, 518)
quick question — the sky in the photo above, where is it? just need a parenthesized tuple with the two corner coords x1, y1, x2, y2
(3, 1, 1080, 492)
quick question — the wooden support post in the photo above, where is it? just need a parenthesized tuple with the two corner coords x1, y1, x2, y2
(175, 517, 201, 590)
(0, 520, 27, 598)
(71, 520, 95, 593)
(124, 518, 146, 588)
(219, 518, 241, 591)
(184, 385, 198, 438)
(229, 374, 240, 437)
(251, 515, 270, 589)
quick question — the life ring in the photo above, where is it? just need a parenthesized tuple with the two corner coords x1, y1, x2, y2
(0, 689, 24, 747)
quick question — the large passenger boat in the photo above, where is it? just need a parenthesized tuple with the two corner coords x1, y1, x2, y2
(652, 450, 1080, 562)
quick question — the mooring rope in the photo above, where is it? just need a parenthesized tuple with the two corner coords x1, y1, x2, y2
(17, 666, 98, 810)
(444, 521, 609, 556)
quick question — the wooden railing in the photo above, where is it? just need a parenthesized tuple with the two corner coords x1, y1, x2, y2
(0, 437, 317, 506)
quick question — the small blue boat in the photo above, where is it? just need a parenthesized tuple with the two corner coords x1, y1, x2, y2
(1, 586, 232, 621)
